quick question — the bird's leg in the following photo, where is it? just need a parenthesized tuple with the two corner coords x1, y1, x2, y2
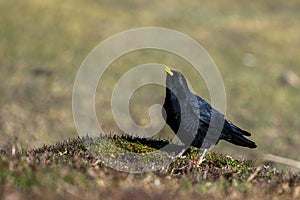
(195, 148, 208, 166)
(175, 147, 188, 158)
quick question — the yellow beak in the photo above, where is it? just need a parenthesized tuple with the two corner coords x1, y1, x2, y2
(164, 66, 174, 76)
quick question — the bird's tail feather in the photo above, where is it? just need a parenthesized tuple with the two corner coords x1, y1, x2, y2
(223, 133, 257, 148)
(221, 125, 257, 148)
(230, 123, 251, 136)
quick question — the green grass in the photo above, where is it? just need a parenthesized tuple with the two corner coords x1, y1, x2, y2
(1, 136, 299, 199)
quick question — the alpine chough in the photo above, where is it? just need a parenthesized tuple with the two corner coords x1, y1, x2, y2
(162, 66, 257, 165)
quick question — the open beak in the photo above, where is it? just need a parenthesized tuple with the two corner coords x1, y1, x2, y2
(164, 66, 174, 76)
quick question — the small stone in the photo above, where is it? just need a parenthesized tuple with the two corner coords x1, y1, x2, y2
(154, 178, 160, 186)
(281, 71, 299, 87)
(242, 53, 257, 67)
(293, 186, 300, 199)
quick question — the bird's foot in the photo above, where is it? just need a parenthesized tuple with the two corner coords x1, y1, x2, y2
(189, 157, 206, 168)
(174, 148, 188, 158)
(195, 157, 206, 166)
(192, 148, 208, 167)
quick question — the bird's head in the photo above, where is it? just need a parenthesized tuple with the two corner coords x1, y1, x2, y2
(164, 66, 191, 97)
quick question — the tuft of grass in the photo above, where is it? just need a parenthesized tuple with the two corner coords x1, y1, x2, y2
(1, 136, 300, 199)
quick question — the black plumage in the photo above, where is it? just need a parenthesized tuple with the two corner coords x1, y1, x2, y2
(162, 66, 256, 164)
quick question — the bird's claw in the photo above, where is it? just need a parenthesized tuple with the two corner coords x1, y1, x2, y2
(192, 157, 206, 167)
(192, 148, 208, 167)
(197, 157, 206, 165)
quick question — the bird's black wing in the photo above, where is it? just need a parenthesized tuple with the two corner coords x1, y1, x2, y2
(190, 96, 256, 148)
(179, 96, 201, 137)
(222, 120, 251, 136)
(189, 96, 225, 130)
(185, 95, 226, 148)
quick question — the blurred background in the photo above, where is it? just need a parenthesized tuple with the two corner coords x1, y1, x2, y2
(0, 0, 299, 164)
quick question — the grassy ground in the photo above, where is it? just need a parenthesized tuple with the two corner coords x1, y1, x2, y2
(1, 0, 300, 199)
(1, 136, 300, 200)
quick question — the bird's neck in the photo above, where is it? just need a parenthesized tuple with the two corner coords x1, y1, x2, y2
(166, 87, 189, 100)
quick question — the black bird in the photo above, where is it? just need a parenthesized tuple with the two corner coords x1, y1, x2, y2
(162, 66, 256, 164)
